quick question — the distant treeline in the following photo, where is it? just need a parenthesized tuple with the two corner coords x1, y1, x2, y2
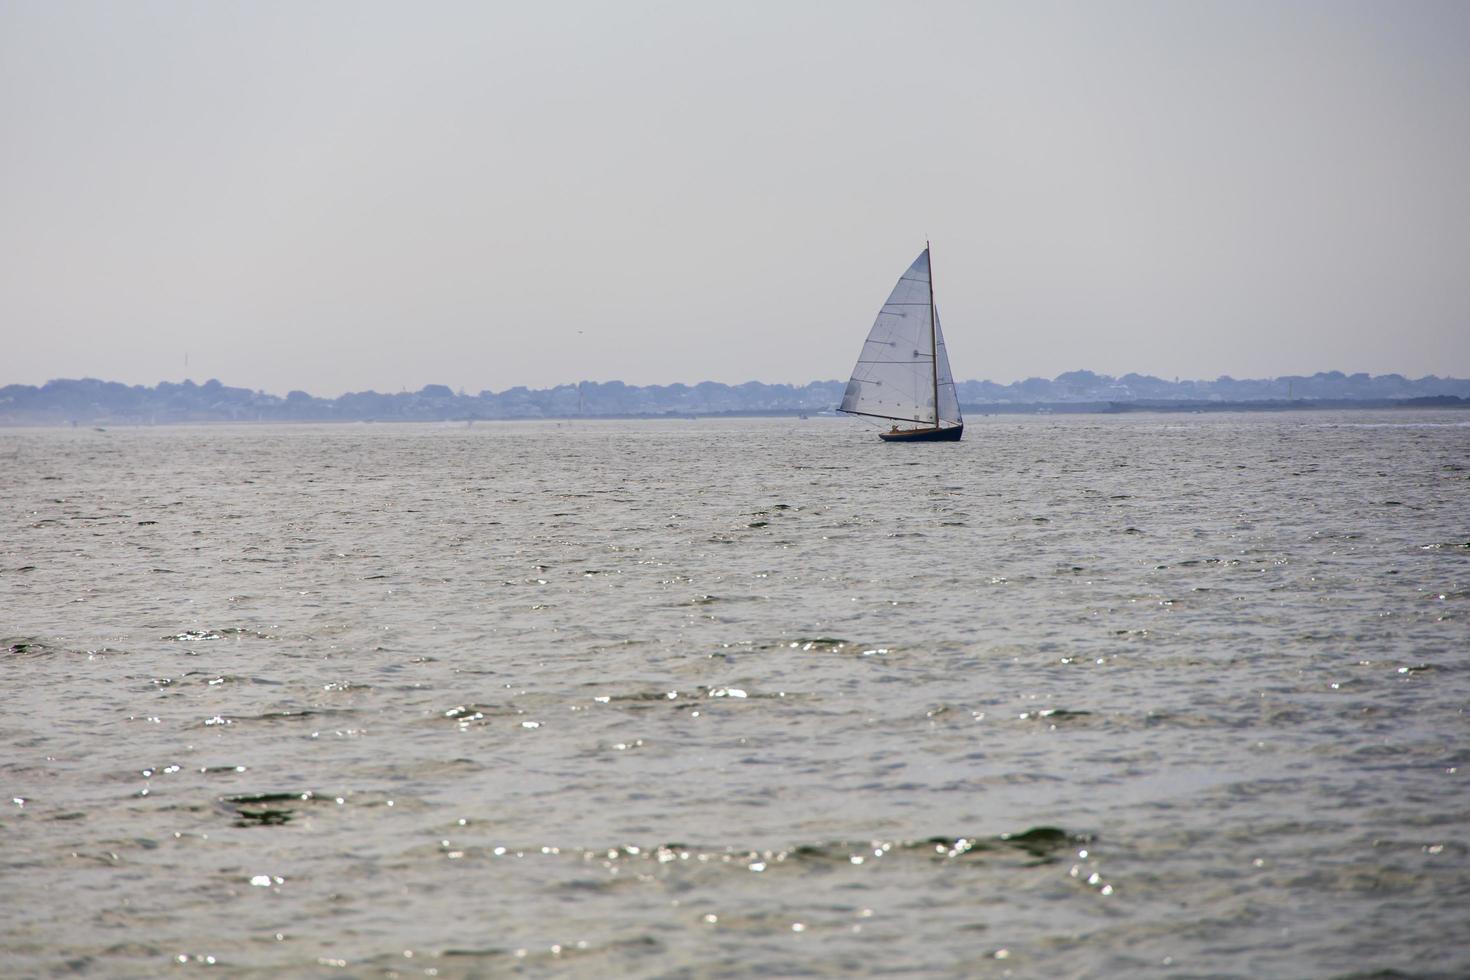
(2, 371, 1468, 424)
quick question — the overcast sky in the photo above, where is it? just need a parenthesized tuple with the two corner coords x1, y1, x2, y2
(2, 1, 1467, 395)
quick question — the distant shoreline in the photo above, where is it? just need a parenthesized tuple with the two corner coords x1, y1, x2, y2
(4, 373, 1467, 426)
(3, 397, 1467, 428)
(986, 396, 1470, 414)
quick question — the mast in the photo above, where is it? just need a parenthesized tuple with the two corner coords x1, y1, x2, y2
(926, 241, 939, 428)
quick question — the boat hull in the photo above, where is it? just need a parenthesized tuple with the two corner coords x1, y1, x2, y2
(878, 424, 963, 442)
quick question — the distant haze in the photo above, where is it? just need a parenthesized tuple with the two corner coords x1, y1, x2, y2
(2, 1, 1467, 397)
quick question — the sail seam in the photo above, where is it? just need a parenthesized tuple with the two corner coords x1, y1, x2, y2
(837, 409, 941, 424)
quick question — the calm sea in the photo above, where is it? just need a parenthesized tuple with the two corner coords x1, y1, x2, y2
(2, 414, 1467, 978)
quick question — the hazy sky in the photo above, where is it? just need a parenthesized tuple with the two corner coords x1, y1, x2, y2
(2, 1, 1467, 395)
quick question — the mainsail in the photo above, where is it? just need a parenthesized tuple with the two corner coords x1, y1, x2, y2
(839, 248, 962, 427)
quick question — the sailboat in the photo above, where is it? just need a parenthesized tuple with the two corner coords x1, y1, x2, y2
(838, 243, 963, 442)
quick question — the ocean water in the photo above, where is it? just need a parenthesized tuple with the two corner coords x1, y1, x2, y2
(2, 413, 1467, 978)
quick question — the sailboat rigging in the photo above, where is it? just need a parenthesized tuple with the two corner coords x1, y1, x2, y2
(838, 243, 964, 442)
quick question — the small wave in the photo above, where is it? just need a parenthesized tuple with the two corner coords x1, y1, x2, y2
(436, 703, 525, 728)
(579, 687, 794, 712)
(785, 636, 849, 649)
(218, 789, 389, 826)
(152, 672, 282, 688)
(422, 827, 1086, 872)
(6, 637, 54, 656)
(1016, 708, 1095, 725)
(220, 791, 320, 827)
(163, 627, 273, 642)
(6, 637, 128, 659)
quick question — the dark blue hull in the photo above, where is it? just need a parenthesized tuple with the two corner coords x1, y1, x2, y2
(878, 424, 964, 442)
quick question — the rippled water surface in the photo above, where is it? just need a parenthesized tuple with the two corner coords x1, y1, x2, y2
(3, 414, 1467, 978)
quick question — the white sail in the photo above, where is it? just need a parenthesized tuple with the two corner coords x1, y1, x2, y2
(839, 249, 963, 427)
(934, 305, 961, 425)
